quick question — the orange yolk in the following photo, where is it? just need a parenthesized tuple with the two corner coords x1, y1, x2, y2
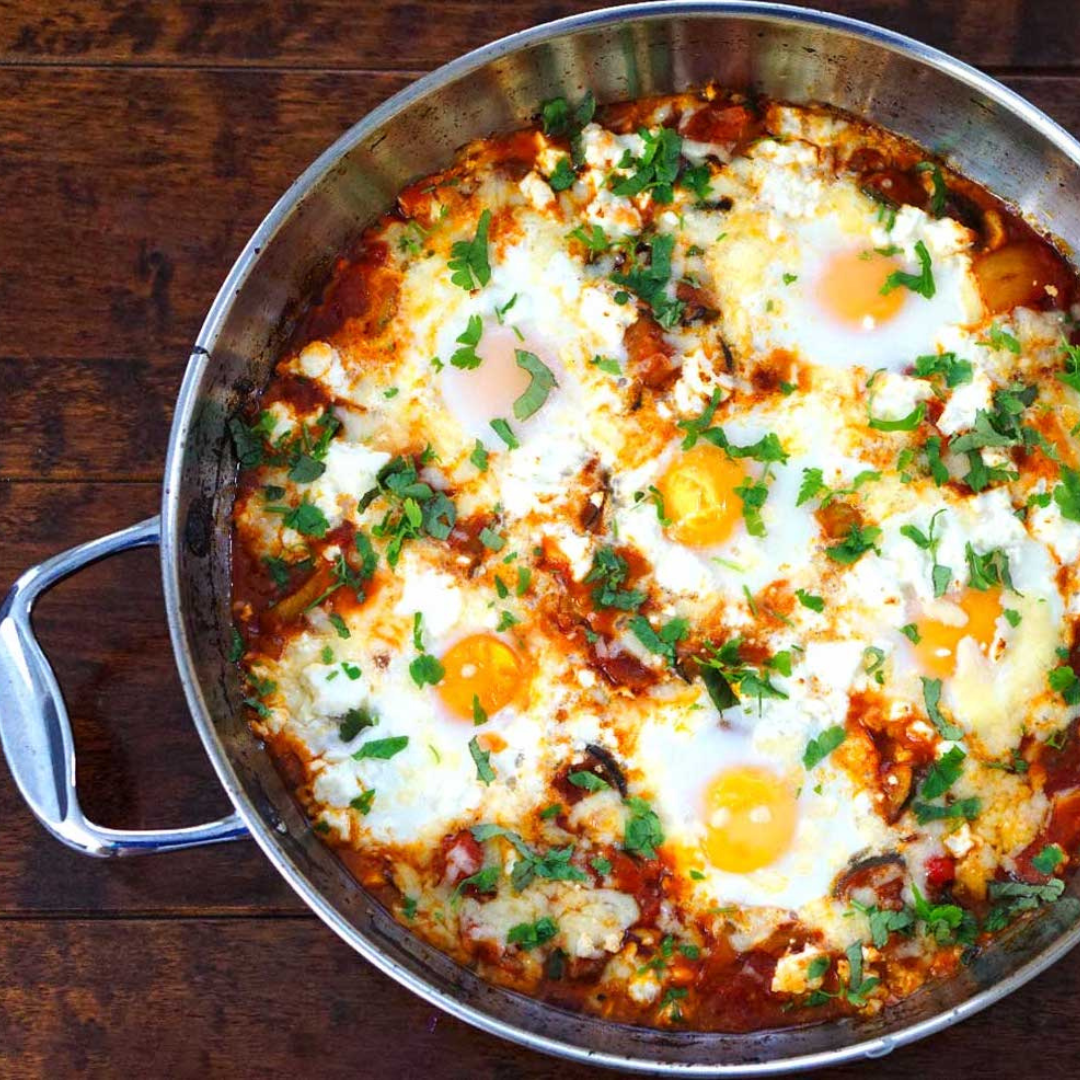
(703, 766, 798, 873)
(437, 634, 525, 720)
(657, 443, 748, 547)
(914, 588, 1002, 678)
(817, 248, 906, 328)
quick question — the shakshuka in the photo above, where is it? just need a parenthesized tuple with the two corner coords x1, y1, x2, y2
(229, 87, 1080, 1031)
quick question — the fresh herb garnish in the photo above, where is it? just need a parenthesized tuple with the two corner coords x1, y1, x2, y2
(469, 736, 496, 785)
(507, 916, 559, 950)
(569, 770, 611, 792)
(353, 735, 409, 761)
(921, 745, 966, 799)
(826, 522, 882, 565)
(448, 209, 492, 291)
(922, 676, 964, 739)
(513, 350, 558, 420)
(803, 726, 847, 769)
(339, 707, 375, 742)
(610, 232, 684, 329)
(584, 547, 646, 611)
(490, 417, 519, 449)
(623, 797, 665, 859)
(880, 240, 935, 299)
(450, 314, 484, 369)
(629, 614, 688, 669)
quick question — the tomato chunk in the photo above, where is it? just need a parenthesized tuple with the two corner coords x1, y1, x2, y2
(972, 240, 1072, 314)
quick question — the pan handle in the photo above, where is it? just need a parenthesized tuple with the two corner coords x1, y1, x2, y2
(0, 516, 248, 857)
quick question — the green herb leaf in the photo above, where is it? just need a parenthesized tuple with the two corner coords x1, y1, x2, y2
(469, 439, 489, 472)
(1033, 844, 1066, 875)
(869, 401, 926, 433)
(450, 313, 484, 369)
(448, 209, 492, 291)
(921, 746, 966, 799)
(913, 351, 973, 387)
(469, 736, 496, 784)
(1049, 664, 1080, 705)
(624, 796, 665, 859)
(513, 350, 558, 420)
(339, 707, 376, 742)
(507, 916, 558, 950)
(803, 725, 847, 769)
(353, 735, 409, 761)
(490, 417, 519, 449)
(826, 522, 882, 565)
(585, 547, 646, 611)
(569, 770, 610, 792)
(922, 676, 964, 739)
(795, 589, 825, 612)
(409, 653, 445, 688)
(880, 240, 935, 299)
(915, 161, 948, 217)
(628, 614, 688, 668)
(1054, 464, 1080, 523)
(913, 797, 980, 823)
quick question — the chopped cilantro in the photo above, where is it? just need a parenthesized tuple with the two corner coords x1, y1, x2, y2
(628, 614, 688, 668)
(450, 313, 484, 369)
(469, 439, 489, 472)
(913, 351, 972, 387)
(1033, 844, 1066, 875)
(623, 797, 664, 859)
(490, 417, 519, 449)
(352, 735, 409, 761)
(507, 916, 558, 950)
(913, 797, 980, 823)
(922, 676, 964, 739)
(447, 209, 491, 291)
(569, 770, 610, 792)
(469, 736, 496, 785)
(915, 161, 948, 217)
(880, 240, 935, 299)
(803, 725, 847, 769)
(796, 589, 825, 613)
(981, 322, 1021, 355)
(1054, 465, 1080, 522)
(585, 547, 646, 611)
(513, 350, 558, 420)
(339, 707, 375, 742)
(921, 746, 966, 799)
(825, 522, 882, 565)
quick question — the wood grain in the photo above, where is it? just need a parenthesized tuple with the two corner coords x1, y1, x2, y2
(3, 70, 1080, 482)
(0, 918, 1077, 1079)
(4, 1, 1080, 1075)
(2, 0, 1079, 72)
(0, 481, 302, 914)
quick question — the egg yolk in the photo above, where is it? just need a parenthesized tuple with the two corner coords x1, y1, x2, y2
(437, 634, 525, 720)
(703, 766, 798, 873)
(817, 248, 906, 328)
(914, 588, 1002, 678)
(657, 444, 748, 547)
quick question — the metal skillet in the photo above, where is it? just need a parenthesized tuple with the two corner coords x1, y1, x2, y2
(4, 2, 1080, 1072)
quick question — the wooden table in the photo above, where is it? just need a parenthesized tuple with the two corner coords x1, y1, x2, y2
(3, 1, 1080, 1074)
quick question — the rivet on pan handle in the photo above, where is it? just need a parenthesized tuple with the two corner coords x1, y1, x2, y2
(0, 516, 248, 856)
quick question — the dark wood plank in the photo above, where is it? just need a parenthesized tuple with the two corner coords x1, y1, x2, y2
(0, 916, 1078, 1078)
(0, 481, 303, 913)
(3, 70, 1080, 482)
(2, 0, 1079, 72)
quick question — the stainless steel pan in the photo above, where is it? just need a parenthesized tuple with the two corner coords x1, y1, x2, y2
(4, 3, 1080, 1072)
